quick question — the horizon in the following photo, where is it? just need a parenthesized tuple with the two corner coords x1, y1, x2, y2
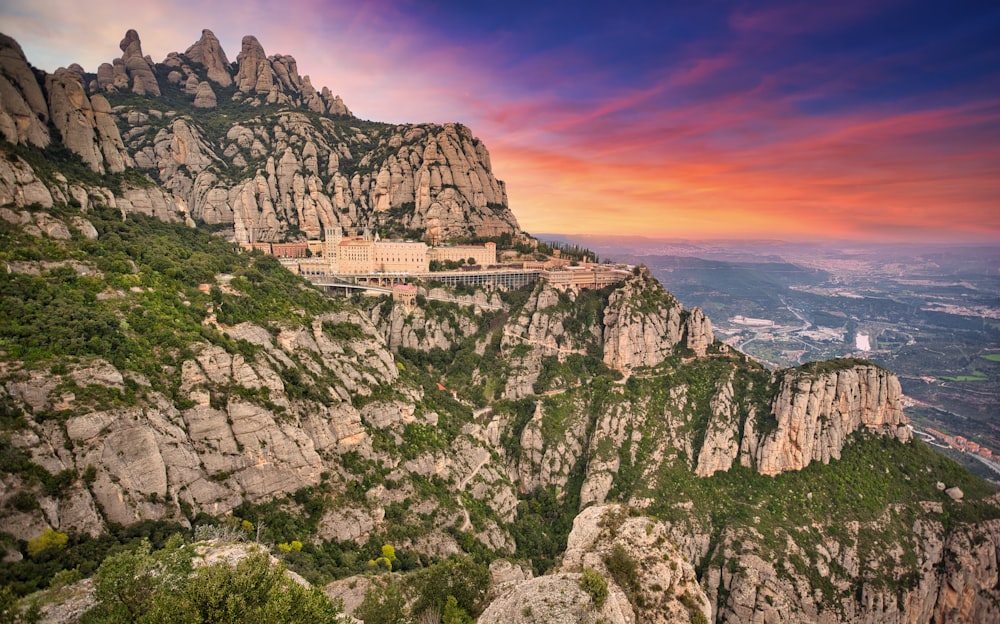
(532, 232, 1000, 249)
(2, 0, 998, 244)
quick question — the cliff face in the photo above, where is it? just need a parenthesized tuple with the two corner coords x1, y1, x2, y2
(483, 504, 711, 624)
(755, 364, 911, 476)
(659, 504, 1000, 624)
(0, 34, 50, 148)
(0, 29, 521, 243)
(601, 268, 714, 371)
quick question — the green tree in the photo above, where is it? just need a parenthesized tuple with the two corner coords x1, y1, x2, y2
(442, 595, 474, 624)
(408, 555, 490, 618)
(81, 540, 341, 624)
(354, 580, 406, 624)
(83, 538, 191, 623)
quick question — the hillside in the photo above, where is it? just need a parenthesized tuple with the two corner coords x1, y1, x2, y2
(1, 29, 999, 624)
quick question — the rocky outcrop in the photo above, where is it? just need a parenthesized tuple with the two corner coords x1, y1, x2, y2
(183, 29, 233, 87)
(483, 505, 711, 624)
(0, 33, 50, 147)
(114, 29, 161, 96)
(684, 306, 713, 357)
(754, 363, 911, 476)
(481, 574, 631, 624)
(499, 283, 599, 399)
(46, 68, 132, 173)
(374, 293, 487, 353)
(0, 156, 54, 207)
(192, 81, 217, 108)
(234, 35, 270, 95)
(660, 505, 1000, 624)
(695, 374, 743, 477)
(2, 31, 521, 244)
(602, 270, 683, 371)
(122, 102, 516, 243)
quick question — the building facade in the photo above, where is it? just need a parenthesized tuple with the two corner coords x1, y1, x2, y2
(428, 243, 497, 267)
(259, 227, 498, 276)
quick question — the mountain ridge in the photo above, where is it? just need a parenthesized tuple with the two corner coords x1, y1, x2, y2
(0, 29, 522, 245)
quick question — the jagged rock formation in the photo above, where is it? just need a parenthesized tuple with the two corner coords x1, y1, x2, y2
(373, 287, 503, 352)
(0, 34, 50, 147)
(755, 363, 911, 475)
(483, 505, 711, 624)
(96, 29, 161, 96)
(602, 269, 714, 371)
(183, 29, 232, 87)
(601, 270, 683, 370)
(499, 284, 603, 399)
(0, 29, 521, 243)
(46, 68, 132, 174)
(0, 156, 54, 207)
(684, 306, 713, 357)
(656, 501, 1000, 624)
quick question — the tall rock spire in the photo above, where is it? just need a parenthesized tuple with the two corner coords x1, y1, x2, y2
(184, 29, 233, 87)
(118, 29, 160, 96)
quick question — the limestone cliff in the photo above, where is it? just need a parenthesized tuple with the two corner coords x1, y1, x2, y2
(602, 269, 714, 371)
(372, 287, 503, 353)
(0, 34, 50, 148)
(482, 505, 710, 624)
(499, 283, 604, 399)
(46, 68, 132, 174)
(754, 362, 911, 476)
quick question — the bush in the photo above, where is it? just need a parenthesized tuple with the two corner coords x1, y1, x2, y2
(408, 555, 490, 618)
(579, 568, 608, 609)
(603, 544, 640, 603)
(354, 580, 406, 624)
(82, 539, 342, 624)
(27, 530, 68, 558)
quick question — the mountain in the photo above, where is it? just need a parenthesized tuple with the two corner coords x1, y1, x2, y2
(1, 30, 999, 624)
(0, 29, 521, 244)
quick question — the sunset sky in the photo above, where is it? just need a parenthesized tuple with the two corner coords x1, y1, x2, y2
(2, 0, 999, 242)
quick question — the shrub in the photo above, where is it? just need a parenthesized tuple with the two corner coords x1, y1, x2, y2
(579, 568, 608, 609)
(354, 580, 406, 624)
(604, 544, 640, 603)
(408, 555, 490, 617)
(82, 540, 342, 623)
(27, 529, 68, 558)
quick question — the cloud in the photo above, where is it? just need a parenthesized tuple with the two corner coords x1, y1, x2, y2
(1, 0, 995, 242)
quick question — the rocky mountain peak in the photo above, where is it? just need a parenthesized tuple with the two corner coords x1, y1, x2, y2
(183, 29, 232, 87)
(0, 33, 50, 148)
(118, 29, 142, 58)
(235, 35, 267, 92)
(97, 28, 160, 96)
(0, 30, 525, 241)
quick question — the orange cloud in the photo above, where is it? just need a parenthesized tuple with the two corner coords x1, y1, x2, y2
(490, 96, 1000, 242)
